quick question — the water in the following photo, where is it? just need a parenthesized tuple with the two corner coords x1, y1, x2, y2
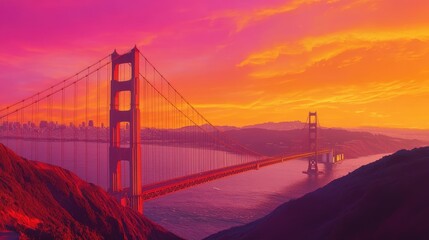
(1, 138, 387, 239)
(144, 153, 387, 239)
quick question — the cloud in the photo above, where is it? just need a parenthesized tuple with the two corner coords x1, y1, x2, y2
(237, 44, 304, 67)
(290, 80, 429, 110)
(2, 0, 429, 128)
(199, 79, 429, 115)
(238, 0, 323, 30)
(239, 27, 429, 69)
(203, 0, 340, 32)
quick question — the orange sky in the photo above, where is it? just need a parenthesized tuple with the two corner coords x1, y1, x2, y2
(1, 0, 429, 128)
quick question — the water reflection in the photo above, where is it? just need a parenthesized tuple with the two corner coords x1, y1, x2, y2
(145, 153, 387, 240)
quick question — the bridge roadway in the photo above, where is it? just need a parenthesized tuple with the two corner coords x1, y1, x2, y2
(114, 149, 331, 201)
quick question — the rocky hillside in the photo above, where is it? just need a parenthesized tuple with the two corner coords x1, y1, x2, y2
(207, 147, 429, 240)
(0, 144, 181, 240)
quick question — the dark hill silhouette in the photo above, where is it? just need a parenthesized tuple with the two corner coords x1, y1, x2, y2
(0, 144, 181, 240)
(206, 147, 429, 240)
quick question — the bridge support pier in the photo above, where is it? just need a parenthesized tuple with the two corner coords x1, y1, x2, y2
(320, 150, 334, 163)
(109, 47, 143, 213)
(328, 150, 333, 163)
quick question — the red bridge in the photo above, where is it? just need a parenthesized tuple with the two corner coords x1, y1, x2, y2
(0, 47, 340, 214)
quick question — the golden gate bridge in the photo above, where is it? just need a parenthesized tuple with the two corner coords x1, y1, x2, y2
(0, 47, 340, 214)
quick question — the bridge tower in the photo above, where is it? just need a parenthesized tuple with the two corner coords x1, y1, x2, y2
(109, 47, 142, 213)
(305, 111, 319, 175)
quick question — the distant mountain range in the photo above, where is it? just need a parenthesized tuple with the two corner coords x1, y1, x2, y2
(175, 121, 306, 132)
(241, 121, 306, 131)
(236, 122, 429, 141)
(350, 126, 429, 142)
(143, 122, 426, 159)
(207, 147, 429, 240)
(221, 128, 424, 158)
(180, 121, 429, 142)
(221, 122, 429, 158)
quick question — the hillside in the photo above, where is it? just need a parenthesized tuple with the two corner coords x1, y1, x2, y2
(141, 127, 423, 159)
(351, 126, 429, 142)
(206, 147, 429, 240)
(0, 144, 180, 240)
(222, 128, 424, 158)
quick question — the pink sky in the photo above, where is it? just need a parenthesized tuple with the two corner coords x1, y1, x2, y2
(1, 0, 429, 128)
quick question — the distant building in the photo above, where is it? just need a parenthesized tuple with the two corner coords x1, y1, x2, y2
(89, 120, 94, 127)
(40, 121, 48, 128)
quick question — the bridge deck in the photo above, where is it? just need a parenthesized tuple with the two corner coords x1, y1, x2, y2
(113, 149, 330, 201)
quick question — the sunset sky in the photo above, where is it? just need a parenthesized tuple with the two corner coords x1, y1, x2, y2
(1, 0, 429, 128)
